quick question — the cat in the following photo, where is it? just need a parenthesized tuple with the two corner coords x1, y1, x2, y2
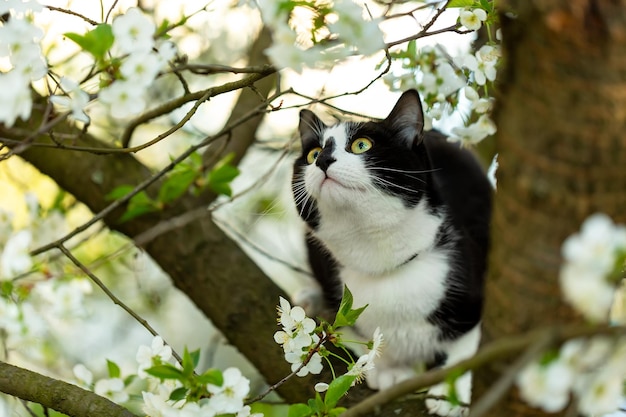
(291, 89, 492, 416)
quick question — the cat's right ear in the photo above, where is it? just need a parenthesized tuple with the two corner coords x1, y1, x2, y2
(299, 109, 326, 148)
(384, 89, 425, 148)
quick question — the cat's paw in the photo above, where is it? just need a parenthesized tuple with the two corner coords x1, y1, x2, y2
(292, 285, 324, 317)
(425, 372, 471, 417)
(365, 366, 416, 391)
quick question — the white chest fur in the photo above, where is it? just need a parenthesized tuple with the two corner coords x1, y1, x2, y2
(341, 246, 450, 365)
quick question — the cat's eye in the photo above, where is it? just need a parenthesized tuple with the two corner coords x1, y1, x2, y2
(307, 147, 322, 164)
(351, 138, 373, 154)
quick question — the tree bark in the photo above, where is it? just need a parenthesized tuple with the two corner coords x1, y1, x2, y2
(0, 361, 138, 417)
(475, 1, 626, 415)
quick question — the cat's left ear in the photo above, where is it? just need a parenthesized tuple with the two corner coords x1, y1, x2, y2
(384, 89, 424, 148)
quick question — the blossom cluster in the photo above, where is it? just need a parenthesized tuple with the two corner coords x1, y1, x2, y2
(0, 0, 47, 126)
(274, 296, 324, 376)
(384, 40, 500, 146)
(517, 336, 626, 416)
(74, 336, 262, 417)
(50, 8, 176, 122)
(560, 213, 626, 322)
(258, 0, 385, 73)
(0, 194, 94, 361)
(273, 296, 383, 392)
(97, 8, 176, 119)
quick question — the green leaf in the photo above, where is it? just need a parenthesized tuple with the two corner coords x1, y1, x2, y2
(105, 185, 134, 201)
(169, 387, 189, 402)
(181, 347, 201, 377)
(1, 281, 13, 297)
(65, 24, 114, 59)
(158, 169, 197, 204)
(106, 359, 121, 379)
(333, 286, 367, 328)
(123, 374, 137, 387)
(324, 375, 357, 409)
(196, 369, 223, 386)
(329, 407, 347, 417)
(206, 153, 240, 197)
(447, 0, 475, 7)
(119, 191, 159, 222)
(144, 364, 184, 381)
(287, 403, 313, 417)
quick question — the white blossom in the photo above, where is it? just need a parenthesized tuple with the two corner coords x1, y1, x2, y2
(264, 25, 321, 72)
(72, 364, 94, 387)
(112, 7, 156, 54)
(459, 8, 487, 31)
(285, 351, 324, 377)
(274, 296, 319, 355)
(33, 279, 92, 318)
(206, 367, 250, 414)
(50, 77, 90, 123)
(94, 378, 129, 404)
(576, 371, 623, 416)
(120, 51, 163, 86)
(99, 80, 147, 119)
(449, 114, 496, 146)
(137, 336, 173, 378)
(328, 0, 385, 56)
(559, 213, 626, 322)
(516, 360, 573, 413)
(0, 70, 32, 127)
(0, 229, 33, 278)
(560, 266, 615, 322)
(0, 0, 42, 16)
(460, 45, 499, 85)
(314, 382, 330, 392)
(142, 390, 180, 417)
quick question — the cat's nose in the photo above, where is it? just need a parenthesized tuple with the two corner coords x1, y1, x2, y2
(315, 149, 336, 172)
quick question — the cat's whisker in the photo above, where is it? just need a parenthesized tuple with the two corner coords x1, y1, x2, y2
(369, 166, 441, 175)
(371, 176, 422, 195)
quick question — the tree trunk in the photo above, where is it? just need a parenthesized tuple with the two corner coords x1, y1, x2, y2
(475, 1, 626, 415)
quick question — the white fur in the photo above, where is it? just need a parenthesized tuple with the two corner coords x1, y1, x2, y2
(301, 123, 479, 416)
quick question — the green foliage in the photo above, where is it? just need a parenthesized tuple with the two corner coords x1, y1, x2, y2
(65, 24, 114, 61)
(144, 347, 223, 402)
(323, 374, 356, 409)
(119, 191, 160, 222)
(206, 153, 240, 197)
(447, 0, 475, 7)
(106, 152, 240, 222)
(332, 286, 367, 328)
(106, 359, 121, 379)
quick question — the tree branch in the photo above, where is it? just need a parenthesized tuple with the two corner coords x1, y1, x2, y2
(0, 361, 138, 417)
(342, 324, 626, 417)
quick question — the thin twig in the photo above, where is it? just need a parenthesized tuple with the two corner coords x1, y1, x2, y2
(246, 335, 328, 404)
(29, 88, 282, 257)
(43, 5, 99, 25)
(120, 69, 276, 147)
(57, 243, 184, 365)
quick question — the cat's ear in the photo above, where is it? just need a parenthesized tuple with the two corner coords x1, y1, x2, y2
(384, 89, 424, 148)
(299, 109, 327, 148)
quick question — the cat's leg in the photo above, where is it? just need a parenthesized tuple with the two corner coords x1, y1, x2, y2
(365, 362, 416, 390)
(425, 325, 481, 417)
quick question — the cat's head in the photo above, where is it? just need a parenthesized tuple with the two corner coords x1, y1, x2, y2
(292, 90, 433, 228)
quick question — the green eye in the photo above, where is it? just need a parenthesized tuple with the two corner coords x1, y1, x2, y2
(307, 147, 322, 164)
(351, 138, 373, 154)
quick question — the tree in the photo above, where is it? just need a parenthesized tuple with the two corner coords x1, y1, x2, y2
(0, 1, 624, 417)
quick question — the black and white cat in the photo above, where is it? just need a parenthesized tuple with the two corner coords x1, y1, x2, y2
(291, 90, 492, 416)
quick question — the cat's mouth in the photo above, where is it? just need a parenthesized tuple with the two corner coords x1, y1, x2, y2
(321, 175, 364, 192)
